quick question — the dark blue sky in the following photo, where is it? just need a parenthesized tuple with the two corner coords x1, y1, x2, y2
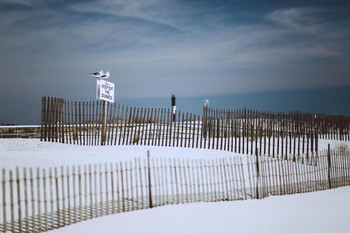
(0, 0, 349, 124)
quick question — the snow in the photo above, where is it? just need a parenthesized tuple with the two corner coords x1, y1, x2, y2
(1, 138, 350, 233)
(0, 125, 40, 128)
(1, 139, 348, 170)
(0, 139, 238, 169)
(47, 187, 350, 233)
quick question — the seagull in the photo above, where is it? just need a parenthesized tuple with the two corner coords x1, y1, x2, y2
(99, 71, 110, 80)
(90, 70, 104, 78)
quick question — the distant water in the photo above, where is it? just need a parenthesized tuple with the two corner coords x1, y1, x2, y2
(119, 86, 350, 117)
(2, 86, 349, 125)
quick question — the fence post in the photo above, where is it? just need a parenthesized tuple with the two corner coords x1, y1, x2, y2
(256, 147, 260, 199)
(203, 107, 207, 138)
(327, 144, 332, 189)
(147, 150, 153, 208)
(10, 171, 14, 233)
(171, 95, 176, 122)
(2, 168, 7, 233)
(101, 100, 108, 145)
(41, 96, 45, 141)
(16, 167, 22, 233)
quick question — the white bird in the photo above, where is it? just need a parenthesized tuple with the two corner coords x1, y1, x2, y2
(90, 70, 104, 78)
(99, 71, 110, 79)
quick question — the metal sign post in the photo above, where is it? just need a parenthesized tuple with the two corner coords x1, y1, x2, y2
(101, 101, 108, 145)
(171, 94, 176, 121)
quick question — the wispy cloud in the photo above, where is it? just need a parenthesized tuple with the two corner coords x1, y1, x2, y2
(266, 7, 323, 33)
(69, 0, 185, 31)
(0, 1, 349, 100)
(0, 0, 39, 7)
(265, 7, 350, 59)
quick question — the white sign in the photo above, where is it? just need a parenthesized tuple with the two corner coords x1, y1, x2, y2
(96, 79, 114, 103)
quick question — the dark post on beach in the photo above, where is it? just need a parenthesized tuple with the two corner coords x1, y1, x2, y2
(171, 95, 176, 122)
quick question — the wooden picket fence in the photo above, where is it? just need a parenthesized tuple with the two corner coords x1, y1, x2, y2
(1, 148, 349, 233)
(0, 126, 41, 139)
(40, 97, 350, 157)
(203, 107, 350, 142)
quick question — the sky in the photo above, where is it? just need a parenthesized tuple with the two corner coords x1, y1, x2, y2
(0, 0, 350, 124)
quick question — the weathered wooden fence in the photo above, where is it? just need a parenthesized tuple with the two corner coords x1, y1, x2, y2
(203, 107, 350, 147)
(40, 97, 350, 157)
(40, 97, 204, 148)
(1, 148, 349, 233)
(0, 126, 41, 139)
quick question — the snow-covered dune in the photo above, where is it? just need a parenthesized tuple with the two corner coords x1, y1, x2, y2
(48, 186, 350, 233)
(1, 138, 349, 233)
(0, 139, 239, 169)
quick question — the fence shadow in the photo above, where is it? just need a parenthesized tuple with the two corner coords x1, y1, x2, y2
(1, 149, 349, 233)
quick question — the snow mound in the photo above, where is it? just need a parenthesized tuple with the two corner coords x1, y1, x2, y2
(48, 187, 350, 233)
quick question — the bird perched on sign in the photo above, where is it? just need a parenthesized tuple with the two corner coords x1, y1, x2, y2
(90, 70, 104, 78)
(99, 71, 110, 80)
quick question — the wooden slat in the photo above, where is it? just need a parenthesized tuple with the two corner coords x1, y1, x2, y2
(49, 168, 54, 229)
